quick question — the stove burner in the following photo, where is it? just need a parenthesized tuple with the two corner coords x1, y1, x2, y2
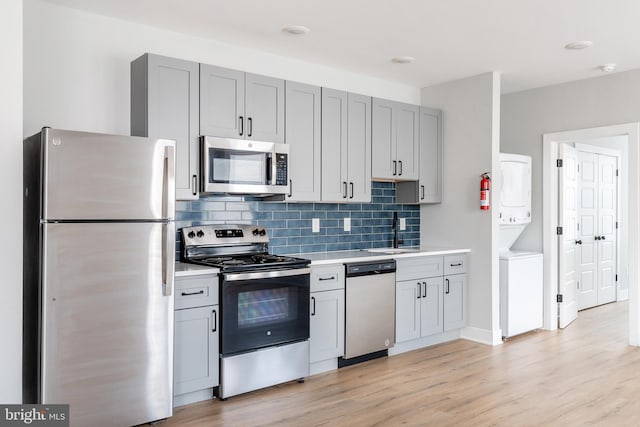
(252, 254, 290, 264)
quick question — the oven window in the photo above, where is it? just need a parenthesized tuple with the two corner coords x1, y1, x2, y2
(210, 149, 267, 185)
(238, 288, 296, 328)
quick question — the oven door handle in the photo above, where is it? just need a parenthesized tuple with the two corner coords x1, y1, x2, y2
(223, 267, 311, 282)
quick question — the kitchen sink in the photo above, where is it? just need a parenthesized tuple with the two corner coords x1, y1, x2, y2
(365, 248, 419, 254)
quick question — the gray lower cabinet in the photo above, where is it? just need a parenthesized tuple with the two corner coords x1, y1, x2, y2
(310, 265, 345, 363)
(285, 81, 321, 202)
(372, 98, 419, 181)
(200, 64, 284, 143)
(444, 273, 467, 331)
(174, 274, 219, 399)
(397, 107, 443, 204)
(321, 88, 371, 202)
(131, 53, 200, 200)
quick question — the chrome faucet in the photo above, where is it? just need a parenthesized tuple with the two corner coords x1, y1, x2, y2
(392, 211, 403, 248)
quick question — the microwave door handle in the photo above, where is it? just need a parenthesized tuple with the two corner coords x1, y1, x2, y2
(266, 155, 273, 184)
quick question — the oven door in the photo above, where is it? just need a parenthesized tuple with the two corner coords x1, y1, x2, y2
(201, 136, 289, 194)
(221, 268, 310, 356)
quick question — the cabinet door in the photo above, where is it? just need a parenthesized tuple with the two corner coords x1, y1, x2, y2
(200, 64, 245, 138)
(419, 107, 442, 203)
(371, 98, 396, 180)
(321, 88, 348, 201)
(420, 277, 444, 337)
(395, 279, 421, 343)
(444, 274, 467, 331)
(310, 289, 345, 363)
(346, 93, 372, 202)
(396, 103, 420, 180)
(132, 54, 200, 200)
(245, 73, 285, 143)
(285, 81, 321, 202)
(174, 306, 219, 396)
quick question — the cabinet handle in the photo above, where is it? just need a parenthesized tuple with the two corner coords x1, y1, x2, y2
(423, 282, 427, 298)
(393, 161, 397, 176)
(343, 182, 348, 198)
(398, 160, 403, 176)
(311, 296, 316, 316)
(239, 116, 244, 136)
(445, 278, 450, 294)
(248, 117, 253, 137)
(181, 290, 204, 296)
(318, 276, 336, 281)
(417, 282, 421, 299)
(450, 263, 462, 267)
(212, 309, 217, 332)
(420, 185, 425, 200)
(349, 182, 354, 199)
(288, 179, 293, 198)
(192, 174, 197, 196)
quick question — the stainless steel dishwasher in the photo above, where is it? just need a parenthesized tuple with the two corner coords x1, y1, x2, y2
(340, 259, 396, 366)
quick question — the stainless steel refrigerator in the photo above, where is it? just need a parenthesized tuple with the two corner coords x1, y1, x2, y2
(23, 128, 176, 427)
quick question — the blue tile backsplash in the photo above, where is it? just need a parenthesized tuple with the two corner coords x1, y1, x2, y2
(175, 182, 420, 257)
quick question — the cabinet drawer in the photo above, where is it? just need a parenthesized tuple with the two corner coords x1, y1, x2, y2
(311, 264, 344, 292)
(396, 256, 443, 281)
(175, 274, 219, 309)
(444, 254, 467, 275)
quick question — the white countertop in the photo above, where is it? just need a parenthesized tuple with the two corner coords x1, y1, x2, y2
(299, 247, 471, 265)
(175, 262, 219, 277)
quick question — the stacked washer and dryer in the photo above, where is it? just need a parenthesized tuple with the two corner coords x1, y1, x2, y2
(499, 153, 544, 339)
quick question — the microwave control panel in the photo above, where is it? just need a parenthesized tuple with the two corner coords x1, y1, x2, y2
(275, 153, 288, 186)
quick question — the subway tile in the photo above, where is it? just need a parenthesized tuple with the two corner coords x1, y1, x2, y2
(241, 211, 256, 220)
(291, 203, 314, 211)
(206, 211, 243, 221)
(271, 245, 301, 255)
(351, 211, 373, 219)
(257, 219, 287, 228)
(339, 234, 361, 243)
(383, 189, 396, 197)
(226, 201, 255, 211)
(274, 211, 301, 220)
(362, 203, 383, 211)
(287, 219, 310, 228)
(340, 204, 359, 211)
(271, 228, 301, 237)
(350, 242, 367, 250)
(301, 210, 327, 219)
(313, 203, 339, 211)
(254, 211, 273, 220)
(267, 237, 288, 247)
(321, 219, 340, 228)
(313, 235, 341, 244)
(258, 203, 287, 211)
(287, 236, 316, 246)
(327, 243, 351, 251)
(327, 211, 348, 219)
(300, 244, 327, 254)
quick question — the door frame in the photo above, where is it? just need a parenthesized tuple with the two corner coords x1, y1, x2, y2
(542, 123, 640, 345)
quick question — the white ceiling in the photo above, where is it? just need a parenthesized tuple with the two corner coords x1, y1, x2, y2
(42, 0, 640, 93)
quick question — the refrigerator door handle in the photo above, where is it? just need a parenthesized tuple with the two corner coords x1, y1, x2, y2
(163, 144, 176, 219)
(162, 222, 176, 297)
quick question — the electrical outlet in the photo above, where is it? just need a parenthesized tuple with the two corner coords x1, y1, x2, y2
(400, 218, 406, 231)
(344, 217, 351, 232)
(312, 218, 320, 233)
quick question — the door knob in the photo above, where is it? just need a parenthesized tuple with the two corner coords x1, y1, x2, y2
(600, 235, 606, 240)
(575, 240, 582, 245)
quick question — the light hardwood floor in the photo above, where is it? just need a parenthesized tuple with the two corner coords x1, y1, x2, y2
(166, 302, 639, 427)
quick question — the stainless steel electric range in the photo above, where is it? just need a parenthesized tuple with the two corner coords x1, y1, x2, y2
(181, 224, 310, 399)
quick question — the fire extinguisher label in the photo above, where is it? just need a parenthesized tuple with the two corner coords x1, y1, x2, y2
(480, 190, 490, 209)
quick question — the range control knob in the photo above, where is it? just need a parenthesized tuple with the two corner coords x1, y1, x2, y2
(259, 229, 267, 237)
(196, 230, 205, 238)
(252, 229, 260, 236)
(187, 231, 196, 239)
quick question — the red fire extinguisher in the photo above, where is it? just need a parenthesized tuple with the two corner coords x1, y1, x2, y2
(480, 173, 491, 210)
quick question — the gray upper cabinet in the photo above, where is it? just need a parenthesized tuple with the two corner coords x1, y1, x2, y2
(285, 81, 321, 202)
(372, 98, 419, 181)
(199, 64, 244, 138)
(131, 53, 199, 200)
(200, 64, 284, 143)
(397, 107, 443, 204)
(321, 88, 371, 203)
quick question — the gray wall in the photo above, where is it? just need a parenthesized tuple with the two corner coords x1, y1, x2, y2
(0, 0, 23, 403)
(421, 72, 501, 342)
(501, 69, 640, 253)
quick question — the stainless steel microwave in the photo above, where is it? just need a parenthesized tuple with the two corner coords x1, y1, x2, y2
(201, 136, 290, 195)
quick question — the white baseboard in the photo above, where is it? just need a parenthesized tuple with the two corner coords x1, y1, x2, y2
(389, 330, 460, 356)
(618, 288, 629, 301)
(310, 358, 338, 375)
(174, 388, 214, 407)
(460, 326, 503, 346)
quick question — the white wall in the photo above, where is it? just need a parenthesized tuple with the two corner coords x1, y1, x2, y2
(501, 70, 640, 253)
(0, 0, 23, 403)
(24, 0, 420, 137)
(421, 72, 502, 345)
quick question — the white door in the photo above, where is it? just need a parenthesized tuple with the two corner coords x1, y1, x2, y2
(576, 151, 598, 309)
(597, 154, 618, 305)
(558, 143, 578, 328)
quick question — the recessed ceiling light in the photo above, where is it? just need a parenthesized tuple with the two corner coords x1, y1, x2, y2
(565, 40, 593, 50)
(283, 25, 310, 35)
(601, 63, 617, 72)
(391, 56, 415, 64)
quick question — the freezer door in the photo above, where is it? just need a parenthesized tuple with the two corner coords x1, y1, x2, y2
(41, 222, 175, 427)
(42, 128, 175, 220)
